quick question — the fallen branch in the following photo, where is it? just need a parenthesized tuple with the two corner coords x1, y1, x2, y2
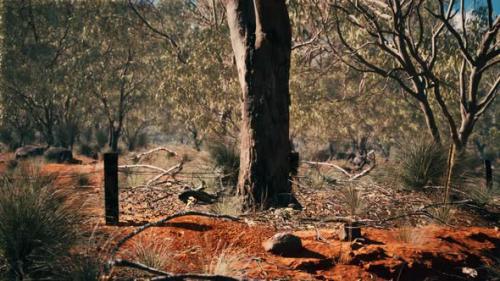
(303, 160, 352, 177)
(146, 162, 183, 186)
(367, 200, 474, 226)
(151, 193, 173, 203)
(109, 259, 243, 281)
(301, 216, 364, 223)
(118, 164, 167, 173)
(302, 200, 473, 227)
(151, 274, 242, 281)
(111, 259, 171, 276)
(131, 146, 177, 162)
(109, 211, 240, 259)
(348, 164, 376, 181)
(303, 160, 376, 181)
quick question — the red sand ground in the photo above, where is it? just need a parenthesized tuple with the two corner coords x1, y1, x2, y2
(2, 156, 498, 280)
(111, 215, 499, 280)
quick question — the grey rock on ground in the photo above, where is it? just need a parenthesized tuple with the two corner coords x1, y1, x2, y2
(44, 147, 74, 163)
(15, 145, 46, 159)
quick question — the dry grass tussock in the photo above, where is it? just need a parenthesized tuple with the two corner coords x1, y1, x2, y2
(128, 234, 172, 270)
(204, 240, 249, 278)
(395, 225, 426, 245)
(210, 196, 242, 217)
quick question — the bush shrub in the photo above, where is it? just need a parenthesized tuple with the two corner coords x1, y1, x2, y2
(0, 172, 81, 280)
(210, 196, 242, 217)
(208, 142, 239, 186)
(129, 234, 171, 270)
(78, 143, 97, 158)
(395, 138, 447, 190)
(95, 130, 108, 150)
(340, 184, 365, 217)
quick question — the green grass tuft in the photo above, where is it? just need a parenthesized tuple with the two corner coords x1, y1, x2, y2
(0, 171, 81, 280)
(395, 138, 447, 190)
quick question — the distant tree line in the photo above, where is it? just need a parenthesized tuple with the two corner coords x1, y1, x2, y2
(0, 0, 497, 162)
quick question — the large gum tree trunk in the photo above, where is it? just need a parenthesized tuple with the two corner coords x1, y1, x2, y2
(225, 0, 293, 209)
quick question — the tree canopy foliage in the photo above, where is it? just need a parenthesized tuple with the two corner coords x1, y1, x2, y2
(0, 0, 497, 159)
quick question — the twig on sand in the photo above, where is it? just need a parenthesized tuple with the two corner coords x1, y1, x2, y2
(110, 259, 171, 276)
(151, 274, 243, 281)
(108, 211, 240, 259)
(104, 211, 241, 280)
(109, 259, 243, 281)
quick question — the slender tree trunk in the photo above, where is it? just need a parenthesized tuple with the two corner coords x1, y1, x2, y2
(111, 130, 119, 152)
(44, 124, 54, 146)
(225, 0, 294, 209)
(108, 125, 113, 148)
(418, 96, 441, 144)
(108, 124, 121, 152)
(457, 113, 476, 151)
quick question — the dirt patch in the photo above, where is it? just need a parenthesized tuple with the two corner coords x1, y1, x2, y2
(106, 216, 499, 280)
(2, 150, 498, 280)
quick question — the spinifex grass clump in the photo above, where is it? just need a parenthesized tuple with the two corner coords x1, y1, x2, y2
(340, 184, 366, 218)
(395, 138, 447, 190)
(0, 170, 81, 280)
(129, 235, 172, 270)
(205, 241, 248, 278)
(210, 196, 242, 217)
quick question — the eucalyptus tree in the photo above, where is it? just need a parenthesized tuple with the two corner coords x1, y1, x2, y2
(129, 0, 240, 149)
(328, 0, 499, 151)
(224, 0, 297, 208)
(287, 0, 423, 157)
(1, 0, 86, 147)
(83, 1, 162, 152)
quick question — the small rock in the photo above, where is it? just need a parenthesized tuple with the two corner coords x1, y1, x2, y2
(462, 267, 478, 278)
(263, 232, 302, 256)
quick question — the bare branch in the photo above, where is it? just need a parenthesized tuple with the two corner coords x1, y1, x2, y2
(476, 76, 500, 117)
(431, 0, 475, 65)
(128, 0, 186, 63)
(110, 259, 242, 281)
(292, 27, 322, 50)
(108, 211, 240, 259)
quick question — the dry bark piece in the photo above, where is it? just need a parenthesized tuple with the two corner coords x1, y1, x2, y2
(263, 232, 302, 256)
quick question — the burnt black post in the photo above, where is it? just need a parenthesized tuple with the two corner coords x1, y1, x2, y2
(484, 159, 492, 190)
(104, 152, 119, 225)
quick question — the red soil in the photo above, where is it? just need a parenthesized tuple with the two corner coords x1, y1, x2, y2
(114, 216, 499, 280)
(2, 155, 497, 280)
